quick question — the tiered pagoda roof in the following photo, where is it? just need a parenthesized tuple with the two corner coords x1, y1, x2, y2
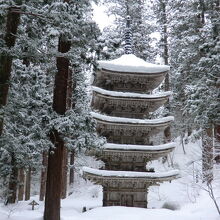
(83, 53, 179, 208)
(83, 167, 179, 184)
(91, 142, 175, 160)
(98, 54, 170, 73)
(94, 54, 170, 93)
(92, 86, 171, 117)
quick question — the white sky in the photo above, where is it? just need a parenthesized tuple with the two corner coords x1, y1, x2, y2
(92, 3, 114, 30)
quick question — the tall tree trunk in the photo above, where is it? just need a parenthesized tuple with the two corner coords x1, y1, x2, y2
(69, 150, 75, 187)
(44, 34, 71, 220)
(39, 152, 48, 201)
(0, 6, 21, 135)
(210, 0, 220, 41)
(7, 153, 18, 204)
(18, 168, 24, 201)
(67, 69, 73, 109)
(160, 0, 171, 143)
(0, 5, 21, 205)
(44, 130, 65, 220)
(202, 126, 214, 183)
(61, 148, 68, 199)
(214, 124, 220, 164)
(25, 167, 31, 201)
(61, 66, 73, 199)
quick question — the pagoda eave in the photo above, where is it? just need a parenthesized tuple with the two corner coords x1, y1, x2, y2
(95, 119, 172, 127)
(89, 150, 173, 164)
(92, 112, 174, 127)
(83, 167, 179, 186)
(92, 86, 172, 99)
(100, 68, 168, 76)
(103, 142, 176, 151)
(92, 87, 170, 116)
(102, 149, 173, 158)
(94, 69, 168, 93)
(87, 144, 175, 160)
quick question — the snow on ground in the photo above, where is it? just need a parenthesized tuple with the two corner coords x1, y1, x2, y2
(0, 191, 218, 220)
(0, 137, 219, 220)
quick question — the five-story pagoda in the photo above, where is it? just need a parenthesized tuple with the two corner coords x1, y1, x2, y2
(83, 17, 178, 208)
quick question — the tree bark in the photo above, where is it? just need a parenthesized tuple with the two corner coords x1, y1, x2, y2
(159, 0, 171, 143)
(44, 34, 71, 220)
(61, 64, 73, 199)
(39, 152, 48, 201)
(214, 124, 220, 164)
(202, 127, 214, 183)
(61, 147, 68, 199)
(44, 130, 65, 220)
(18, 168, 25, 201)
(67, 68, 73, 109)
(0, 6, 21, 135)
(7, 153, 18, 204)
(69, 150, 75, 186)
(25, 167, 31, 201)
(1, 5, 21, 205)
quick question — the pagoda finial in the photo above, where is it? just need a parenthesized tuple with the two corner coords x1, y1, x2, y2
(124, 15, 133, 54)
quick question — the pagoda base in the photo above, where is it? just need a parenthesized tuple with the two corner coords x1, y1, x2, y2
(103, 186, 148, 208)
(83, 167, 179, 208)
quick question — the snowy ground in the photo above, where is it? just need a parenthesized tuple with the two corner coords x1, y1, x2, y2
(0, 191, 218, 220)
(0, 137, 219, 220)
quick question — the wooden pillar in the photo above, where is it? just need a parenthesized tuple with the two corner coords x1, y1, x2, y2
(25, 167, 31, 201)
(39, 152, 48, 201)
(103, 186, 108, 206)
(18, 168, 25, 201)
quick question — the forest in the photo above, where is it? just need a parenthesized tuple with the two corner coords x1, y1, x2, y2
(0, 0, 219, 220)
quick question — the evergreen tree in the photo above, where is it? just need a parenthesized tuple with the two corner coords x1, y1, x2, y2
(42, 1, 103, 219)
(0, 0, 50, 203)
(0, 0, 103, 207)
(184, 0, 219, 182)
(167, 0, 206, 138)
(165, 0, 219, 181)
(151, 0, 171, 143)
(100, 0, 155, 61)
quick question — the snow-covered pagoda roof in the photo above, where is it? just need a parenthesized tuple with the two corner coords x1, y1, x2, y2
(98, 54, 170, 74)
(87, 142, 175, 161)
(103, 142, 175, 151)
(83, 167, 179, 179)
(91, 112, 174, 125)
(92, 86, 172, 99)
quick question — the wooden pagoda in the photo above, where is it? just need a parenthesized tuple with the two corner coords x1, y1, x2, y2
(83, 17, 178, 208)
